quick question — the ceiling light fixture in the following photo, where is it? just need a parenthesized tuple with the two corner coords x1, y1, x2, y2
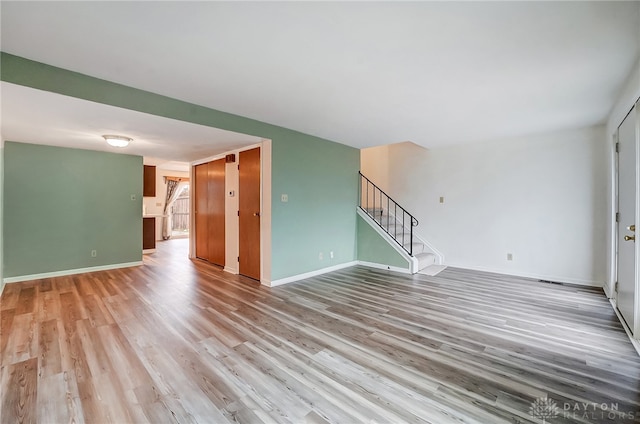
(103, 134, 132, 148)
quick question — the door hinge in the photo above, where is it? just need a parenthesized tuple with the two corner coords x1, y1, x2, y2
(238, 256, 240, 262)
(616, 212, 620, 222)
(238, 164, 240, 170)
(616, 142, 620, 153)
(615, 281, 619, 292)
(238, 210, 240, 217)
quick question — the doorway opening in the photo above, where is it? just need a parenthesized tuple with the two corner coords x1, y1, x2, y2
(171, 184, 190, 239)
(191, 142, 271, 283)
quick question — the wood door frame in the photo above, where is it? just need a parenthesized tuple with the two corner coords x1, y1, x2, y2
(189, 140, 272, 284)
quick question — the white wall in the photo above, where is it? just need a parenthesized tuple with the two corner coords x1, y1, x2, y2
(225, 157, 240, 274)
(143, 168, 190, 241)
(367, 126, 608, 286)
(608, 57, 640, 133)
(361, 144, 391, 192)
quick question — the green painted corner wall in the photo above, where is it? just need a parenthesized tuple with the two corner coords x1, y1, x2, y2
(271, 134, 359, 279)
(0, 52, 360, 281)
(357, 215, 410, 269)
(0, 143, 4, 291)
(3, 142, 142, 277)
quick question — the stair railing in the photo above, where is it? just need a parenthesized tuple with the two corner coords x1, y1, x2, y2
(358, 171, 419, 256)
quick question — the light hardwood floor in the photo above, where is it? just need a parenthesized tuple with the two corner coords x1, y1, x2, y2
(1, 238, 639, 423)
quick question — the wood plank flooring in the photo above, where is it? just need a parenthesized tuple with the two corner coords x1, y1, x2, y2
(2, 238, 640, 423)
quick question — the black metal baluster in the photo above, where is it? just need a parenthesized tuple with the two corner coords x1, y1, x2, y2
(402, 211, 405, 248)
(387, 196, 389, 234)
(409, 216, 413, 256)
(358, 172, 419, 257)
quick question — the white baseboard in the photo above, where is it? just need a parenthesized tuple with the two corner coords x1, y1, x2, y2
(3, 261, 144, 284)
(608, 297, 640, 356)
(265, 261, 358, 287)
(223, 266, 238, 275)
(357, 261, 411, 274)
(445, 263, 603, 288)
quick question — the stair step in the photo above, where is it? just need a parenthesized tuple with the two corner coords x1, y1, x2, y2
(362, 208, 434, 270)
(366, 212, 413, 228)
(374, 216, 393, 225)
(384, 225, 407, 237)
(363, 208, 385, 217)
(415, 252, 436, 271)
(370, 220, 406, 234)
(403, 242, 425, 254)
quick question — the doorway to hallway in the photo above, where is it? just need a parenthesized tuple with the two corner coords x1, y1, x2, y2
(171, 184, 190, 239)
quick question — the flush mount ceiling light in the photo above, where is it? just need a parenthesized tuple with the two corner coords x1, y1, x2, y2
(102, 134, 132, 148)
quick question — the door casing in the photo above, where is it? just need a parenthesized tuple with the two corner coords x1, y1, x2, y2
(615, 101, 640, 338)
(189, 141, 270, 283)
(616, 105, 638, 333)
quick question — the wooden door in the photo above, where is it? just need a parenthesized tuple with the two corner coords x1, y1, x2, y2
(207, 159, 226, 267)
(239, 148, 261, 280)
(194, 163, 209, 260)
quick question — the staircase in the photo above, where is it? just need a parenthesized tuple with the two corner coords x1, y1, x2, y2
(359, 172, 440, 274)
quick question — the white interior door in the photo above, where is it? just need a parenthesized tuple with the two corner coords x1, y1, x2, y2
(617, 104, 638, 333)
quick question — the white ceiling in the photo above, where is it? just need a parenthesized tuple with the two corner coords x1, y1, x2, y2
(1, 1, 639, 150)
(0, 82, 261, 162)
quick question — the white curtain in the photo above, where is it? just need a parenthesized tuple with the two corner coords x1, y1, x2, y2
(162, 181, 187, 240)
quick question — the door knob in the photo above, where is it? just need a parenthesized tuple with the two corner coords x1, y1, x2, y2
(629, 225, 636, 232)
(625, 235, 635, 241)
(253, 212, 260, 217)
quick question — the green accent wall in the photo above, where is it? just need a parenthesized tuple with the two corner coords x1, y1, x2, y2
(357, 215, 409, 269)
(3, 142, 142, 278)
(0, 143, 4, 290)
(0, 52, 360, 281)
(272, 136, 359, 278)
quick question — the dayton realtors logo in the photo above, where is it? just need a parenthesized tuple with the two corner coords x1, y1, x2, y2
(529, 397, 558, 423)
(529, 397, 638, 422)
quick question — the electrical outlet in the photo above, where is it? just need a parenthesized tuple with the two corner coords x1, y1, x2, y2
(507, 253, 513, 261)
(319, 252, 323, 260)
(281, 194, 288, 202)
(330, 251, 334, 259)
(130, 194, 136, 201)
(91, 250, 97, 258)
